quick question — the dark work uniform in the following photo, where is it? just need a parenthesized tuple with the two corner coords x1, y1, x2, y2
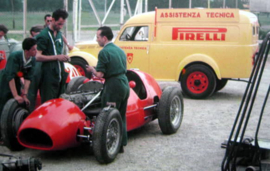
(96, 42, 130, 146)
(0, 50, 36, 117)
(28, 26, 68, 105)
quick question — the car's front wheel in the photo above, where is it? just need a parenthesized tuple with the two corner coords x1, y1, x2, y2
(158, 86, 184, 134)
(1, 99, 28, 151)
(93, 108, 123, 164)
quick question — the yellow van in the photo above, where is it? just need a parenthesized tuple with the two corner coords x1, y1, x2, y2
(69, 8, 259, 99)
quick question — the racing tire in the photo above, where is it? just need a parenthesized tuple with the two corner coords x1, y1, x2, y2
(65, 76, 88, 94)
(1, 99, 28, 151)
(158, 86, 184, 134)
(180, 64, 216, 99)
(215, 79, 228, 92)
(69, 57, 92, 78)
(93, 108, 123, 164)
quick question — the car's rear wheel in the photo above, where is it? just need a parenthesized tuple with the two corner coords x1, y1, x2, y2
(93, 108, 122, 164)
(180, 64, 216, 99)
(215, 79, 228, 92)
(1, 99, 28, 151)
(158, 86, 184, 134)
(65, 76, 89, 94)
(69, 57, 92, 78)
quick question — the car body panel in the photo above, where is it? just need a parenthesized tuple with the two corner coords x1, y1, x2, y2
(18, 99, 86, 150)
(17, 70, 162, 151)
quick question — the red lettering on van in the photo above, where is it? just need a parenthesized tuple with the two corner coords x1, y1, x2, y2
(172, 27, 227, 41)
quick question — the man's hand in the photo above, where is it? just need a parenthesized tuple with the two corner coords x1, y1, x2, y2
(57, 55, 70, 62)
(86, 65, 104, 78)
(14, 95, 24, 104)
(67, 45, 74, 51)
(86, 65, 95, 73)
(23, 96, 30, 107)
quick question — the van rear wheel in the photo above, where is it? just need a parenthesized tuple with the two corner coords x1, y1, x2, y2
(180, 64, 216, 99)
(215, 79, 228, 92)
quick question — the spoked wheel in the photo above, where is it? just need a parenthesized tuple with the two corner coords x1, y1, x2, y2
(65, 76, 89, 94)
(158, 86, 184, 134)
(93, 108, 122, 164)
(1, 99, 28, 151)
(69, 58, 92, 78)
(180, 64, 216, 99)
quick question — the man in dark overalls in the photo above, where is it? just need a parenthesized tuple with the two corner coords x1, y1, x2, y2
(0, 38, 37, 142)
(86, 26, 130, 153)
(28, 9, 69, 107)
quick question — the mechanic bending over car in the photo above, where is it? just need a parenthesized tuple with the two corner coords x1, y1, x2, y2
(86, 26, 130, 153)
(28, 9, 70, 109)
(0, 24, 8, 40)
(0, 38, 37, 143)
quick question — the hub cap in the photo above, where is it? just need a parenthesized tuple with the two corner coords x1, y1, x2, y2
(187, 71, 209, 94)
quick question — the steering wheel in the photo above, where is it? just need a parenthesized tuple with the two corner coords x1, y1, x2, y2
(126, 34, 131, 40)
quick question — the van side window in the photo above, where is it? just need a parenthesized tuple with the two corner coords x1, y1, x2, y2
(119, 26, 149, 41)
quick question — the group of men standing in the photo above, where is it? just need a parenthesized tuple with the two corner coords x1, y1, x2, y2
(0, 8, 129, 153)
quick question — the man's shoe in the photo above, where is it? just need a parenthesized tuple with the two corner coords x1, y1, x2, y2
(119, 146, 124, 153)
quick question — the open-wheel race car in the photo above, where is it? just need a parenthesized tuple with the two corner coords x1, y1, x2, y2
(1, 69, 184, 164)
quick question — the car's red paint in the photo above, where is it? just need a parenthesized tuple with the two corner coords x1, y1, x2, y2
(18, 99, 86, 150)
(17, 70, 162, 151)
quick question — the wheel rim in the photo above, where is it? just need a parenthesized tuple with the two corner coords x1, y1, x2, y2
(106, 118, 121, 155)
(74, 65, 86, 76)
(12, 107, 29, 134)
(170, 96, 182, 127)
(186, 71, 209, 94)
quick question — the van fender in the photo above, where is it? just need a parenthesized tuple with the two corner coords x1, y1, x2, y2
(176, 54, 221, 80)
(69, 51, 98, 66)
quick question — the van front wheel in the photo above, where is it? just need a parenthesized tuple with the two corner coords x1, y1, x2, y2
(69, 58, 92, 78)
(180, 64, 216, 99)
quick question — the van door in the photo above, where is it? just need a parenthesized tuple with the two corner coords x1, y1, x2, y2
(115, 25, 150, 73)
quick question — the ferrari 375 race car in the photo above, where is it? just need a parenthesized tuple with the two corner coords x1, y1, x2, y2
(1, 69, 184, 164)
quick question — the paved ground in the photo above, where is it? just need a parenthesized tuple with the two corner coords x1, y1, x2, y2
(1, 58, 270, 171)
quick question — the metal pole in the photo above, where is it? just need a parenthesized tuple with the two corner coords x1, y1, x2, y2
(126, 0, 132, 17)
(88, 0, 101, 25)
(223, 0, 226, 8)
(63, 0, 68, 54)
(169, 0, 172, 8)
(102, 0, 116, 25)
(120, 0, 124, 26)
(208, 0, 210, 8)
(145, 0, 148, 12)
(73, 0, 78, 42)
(23, 0, 27, 38)
(236, 0, 238, 8)
(189, 0, 192, 8)
(78, 0, 82, 40)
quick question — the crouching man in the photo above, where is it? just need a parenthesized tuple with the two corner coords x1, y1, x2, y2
(0, 38, 37, 143)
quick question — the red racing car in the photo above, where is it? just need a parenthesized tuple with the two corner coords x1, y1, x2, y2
(1, 69, 184, 164)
